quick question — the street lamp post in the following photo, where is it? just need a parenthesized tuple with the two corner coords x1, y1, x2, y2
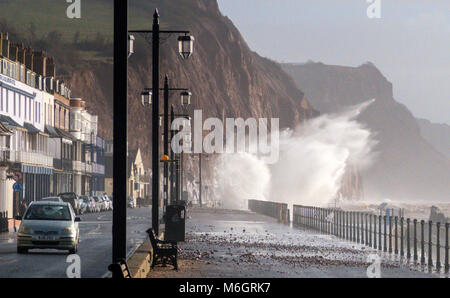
(129, 9, 194, 236)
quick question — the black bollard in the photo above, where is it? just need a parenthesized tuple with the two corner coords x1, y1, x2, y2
(369, 214, 372, 247)
(421, 220, 425, 265)
(407, 218, 411, 259)
(394, 216, 398, 254)
(365, 214, 369, 246)
(436, 222, 441, 271)
(413, 219, 418, 262)
(428, 221, 433, 268)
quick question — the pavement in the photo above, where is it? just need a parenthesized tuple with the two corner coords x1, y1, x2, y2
(149, 208, 438, 278)
(0, 207, 152, 278)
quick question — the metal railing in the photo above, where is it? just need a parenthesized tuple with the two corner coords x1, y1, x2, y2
(292, 205, 449, 274)
(248, 199, 290, 224)
(0, 211, 9, 233)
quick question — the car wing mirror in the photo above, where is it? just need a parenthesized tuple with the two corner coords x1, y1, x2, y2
(75, 217, 81, 222)
(14, 215, 22, 220)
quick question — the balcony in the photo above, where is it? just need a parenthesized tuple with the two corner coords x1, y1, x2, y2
(92, 163, 105, 175)
(72, 160, 85, 172)
(11, 151, 53, 168)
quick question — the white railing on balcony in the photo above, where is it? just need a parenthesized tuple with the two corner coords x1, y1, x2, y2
(92, 163, 105, 175)
(9, 151, 53, 168)
(72, 160, 85, 172)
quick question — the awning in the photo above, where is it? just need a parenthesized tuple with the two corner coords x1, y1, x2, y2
(21, 164, 53, 175)
(0, 120, 13, 136)
(54, 127, 76, 141)
(45, 125, 60, 138)
(0, 115, 21, 129)
(23, 122, 40, 134)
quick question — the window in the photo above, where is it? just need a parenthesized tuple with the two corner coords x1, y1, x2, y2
(0, 86, 2, 111)
(13, 92, 16, 116)
(29, 99, 32, 121)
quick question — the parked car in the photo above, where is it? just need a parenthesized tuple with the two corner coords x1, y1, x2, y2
(16, 201, 80, 254)
(40, 197, 63, 202)
(89, 196, 100, 212)
(58, 192, 80, 215)
(93, 196, 106, 212)
(102, 195, 112, 210)
(127, 196, 135, 209)
(77, 197, 87, 215)
(80, 196, 95, 213)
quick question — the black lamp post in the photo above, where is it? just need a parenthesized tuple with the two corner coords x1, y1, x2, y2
(129, 9, 194, 236)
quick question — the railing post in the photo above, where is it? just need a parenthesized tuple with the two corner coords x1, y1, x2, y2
(406, 218, 411, 260)
(436, 222, 441, 271)
(388, 215, 392, 253)
(373, 215, 377, 249)
(365, 213, 369, 246)
(383, 216, 387, 252)
(356, 212, 360, 243)
(394, 216, 398, 254)
(428, 221, 433, 268)
(400, 217, 404, 257)
(378, 215, 382, 251)
(421, 220, 425, 265)
(413, 219, 418, 263)
(445, 222, 449, 274)
(350, 211, 354, 242)
(346, 211, 349, 240)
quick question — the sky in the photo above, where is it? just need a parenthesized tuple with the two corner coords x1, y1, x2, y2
(218, 0, 450, 125)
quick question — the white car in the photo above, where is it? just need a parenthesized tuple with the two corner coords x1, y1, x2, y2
(16, 201, 80, 254)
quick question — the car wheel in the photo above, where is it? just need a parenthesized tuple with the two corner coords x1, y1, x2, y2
(17, 247, 28, 254)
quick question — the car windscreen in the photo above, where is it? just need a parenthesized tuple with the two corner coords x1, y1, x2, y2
(24, 205, 72, 221)
(42, 198, 60, 202)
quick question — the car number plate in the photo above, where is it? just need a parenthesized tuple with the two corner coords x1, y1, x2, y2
(35, 235, 56, 241)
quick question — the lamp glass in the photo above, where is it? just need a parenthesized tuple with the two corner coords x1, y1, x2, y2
(180, 91, 192, 106)
(141, 91, 152, 107)
(178, 35, 194, 60)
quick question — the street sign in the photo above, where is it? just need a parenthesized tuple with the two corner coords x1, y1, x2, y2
(12, 171, 23, 182)
(13, 182, 22, 192)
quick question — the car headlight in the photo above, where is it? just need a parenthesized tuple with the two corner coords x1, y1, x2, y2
(18, 225, 32, 235)
(61, 227, 76, 236)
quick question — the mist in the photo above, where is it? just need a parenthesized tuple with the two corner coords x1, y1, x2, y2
(214, 100, 377, 210)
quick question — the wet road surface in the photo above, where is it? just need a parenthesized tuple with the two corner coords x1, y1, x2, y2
(150, 208, 435, 278)
(0, 207, 152, 278)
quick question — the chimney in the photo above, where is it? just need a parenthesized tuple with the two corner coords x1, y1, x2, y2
(47, 57, 56, 78)
(33, 50, 47, 77)
(9, 42, 18, 61)
(0, 32, 10, 58)
(15, 43, 26, 64)
(25, 47, 34, 71)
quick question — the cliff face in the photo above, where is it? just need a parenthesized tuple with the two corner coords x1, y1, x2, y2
(416, 118, 450, 161)
(282, 62, 450, 202)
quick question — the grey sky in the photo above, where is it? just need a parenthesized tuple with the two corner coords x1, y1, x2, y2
(218, 0, 450, 125)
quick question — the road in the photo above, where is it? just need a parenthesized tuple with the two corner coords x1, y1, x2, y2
(0, 207, 152, 278)
(149, 208, 436, 278)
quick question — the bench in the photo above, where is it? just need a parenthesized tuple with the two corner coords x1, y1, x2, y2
(146, 228, 178, 270)
(108, 258, 132, 278)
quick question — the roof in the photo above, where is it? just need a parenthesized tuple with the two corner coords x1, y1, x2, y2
(29, 201, 69, 206)
(23, 122, 40, 134)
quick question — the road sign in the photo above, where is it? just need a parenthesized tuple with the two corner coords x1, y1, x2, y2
(12, 171, 23, 182)
(13, 182, 22, 192)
